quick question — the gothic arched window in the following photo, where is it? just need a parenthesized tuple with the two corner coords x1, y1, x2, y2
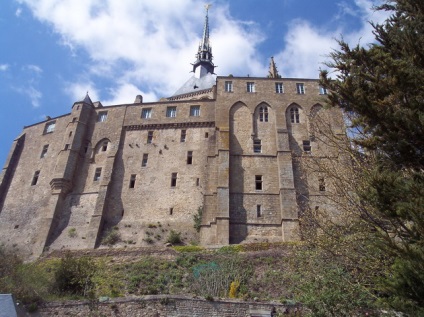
(259, 106, 268, 122)
(290, 107, 300, 123)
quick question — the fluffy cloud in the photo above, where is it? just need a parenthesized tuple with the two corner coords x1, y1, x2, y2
(16, 0, 389, 103)
(275, 0, 389, 79)
(0, 64, 9, 71)
(17, 0, 264, 103)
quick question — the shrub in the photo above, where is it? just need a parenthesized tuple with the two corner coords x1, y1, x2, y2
(166, 230, 182, 245)
(53, 252, 97, 297)
(193, 206, 203, 233)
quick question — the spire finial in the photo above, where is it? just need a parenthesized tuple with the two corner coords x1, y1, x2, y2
(192, 4, 215, 77)
(268, 56, 281, 78)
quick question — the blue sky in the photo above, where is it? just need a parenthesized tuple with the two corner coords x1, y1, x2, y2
(0, 0, 388, 166)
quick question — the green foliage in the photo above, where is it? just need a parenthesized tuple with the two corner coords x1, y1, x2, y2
(101, 227, 121, 246)
(53, 252, 97, 297)
(193, 206, 203, 232)
(124, 257, 184, 295)
(166, 230, 182, 244)
(172, 245, 204, 253)
(217, 244, 243, 253)
(189, 254, 252, 298)
(318, 0, 424, 314)
(68, 227, 77, 238)
(0, 247, 52, 306)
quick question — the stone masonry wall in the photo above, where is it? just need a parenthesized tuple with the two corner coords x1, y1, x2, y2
(36, 296, 300, 317)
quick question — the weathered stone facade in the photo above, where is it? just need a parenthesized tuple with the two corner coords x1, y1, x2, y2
(0, 8, 343, 258)
(0, 76, 342, 258)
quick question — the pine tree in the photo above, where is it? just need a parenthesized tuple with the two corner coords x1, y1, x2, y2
(320, 0, 424, 313)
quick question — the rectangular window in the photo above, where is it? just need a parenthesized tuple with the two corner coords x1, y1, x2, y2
(180, 130, 186, 142)
(319, 86, 328, 95)
(290, 107, 300, 123)
(187, 151, 193, 164)
(257, 205, 262, 217)
(166, 106, 177, 118)
(196, 178, 200, 186)
(93, 168, 102, 181)
(97, 111, 108, 122)
(142, 154, 148, 167)
(253, 139, 262, 153)
(296, 83, 305, 94)
(40, 144, 49, 158)
(255, 175, 263, 190)
(247, 82, 255, 93)
(171, 173, 177, 187)
(129, 174, 136, 188)
(147, 131, 153, 144)
(319, 178, 326, 192)
(225, 81, 233, 92)
(205, 132, 209, 138)
(44, 121, 56, 134)
(303, 140, 311, 153)
(190, 105, 200, 117)
(141, 108, 152, 119)
(31, 170, 40, 186)
(169, 208, 174, 215)
(101, 141, 108, 152)
(275, 83, 284, 93)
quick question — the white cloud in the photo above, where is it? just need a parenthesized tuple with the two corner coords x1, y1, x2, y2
(24, 64, 43, 74)
(63, 81, 100, 103)
(103, 83, 157, 105)
(275, 0, 390, 79)
(15, 8, 22, 17)
(0, 64, 9, 71)
(16, 0, 265, 101)
(14, 86, 42, 108)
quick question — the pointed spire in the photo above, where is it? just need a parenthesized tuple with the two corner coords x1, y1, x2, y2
(192, 4, 215, 78)
(268, 57, 281, 78)
(83, 92, 93, 105)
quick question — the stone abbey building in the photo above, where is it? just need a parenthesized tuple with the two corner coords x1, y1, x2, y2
(0, 8, 343, 258)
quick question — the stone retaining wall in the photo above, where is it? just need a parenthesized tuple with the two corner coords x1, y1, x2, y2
(35, 295, 301, 317)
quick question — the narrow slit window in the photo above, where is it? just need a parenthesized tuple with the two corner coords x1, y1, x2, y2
(196, 178, 200, 186)
(259, 106, 268, 122)
(129, 174, 136, 188)
(69, 131, 73, 137)
(169, 208, 173, 215)
(171, 173, 177, 187)
(101, 141, 108, 152)
(40, 144, 49, 158)
(257, 205, 262, 217)
(31, 170, 40, 186)
(147, 131, 153, 144)
(205, 132, 208, 138)
(275, 82, 284, 93)
(187, 151, 193, 164)
(303, 140, 311, 153)
(319, 178, 326, 192)
(142, 154, 148, 167)
(290, 107, 300, 123)
(255, 175, 263, 190)
(94, 168, 102, 181)
(253, 139, 262, 153)
(64, 144, 70, 150)
(180, 130, 186, 142)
